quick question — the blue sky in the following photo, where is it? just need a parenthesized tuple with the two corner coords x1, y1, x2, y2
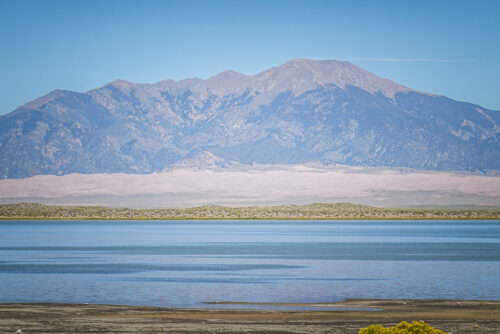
(1, 0, 499, 114)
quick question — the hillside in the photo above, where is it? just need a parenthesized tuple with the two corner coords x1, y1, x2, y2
(1, 59, 499, 179)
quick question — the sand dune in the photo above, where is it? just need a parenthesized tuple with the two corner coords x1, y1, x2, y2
(0, 165, 499, 208)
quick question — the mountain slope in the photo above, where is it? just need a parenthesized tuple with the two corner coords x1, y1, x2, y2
(1, 58, 499, 179)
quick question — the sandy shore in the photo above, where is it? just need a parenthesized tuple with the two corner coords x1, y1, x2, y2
(1, 299, 500, 333)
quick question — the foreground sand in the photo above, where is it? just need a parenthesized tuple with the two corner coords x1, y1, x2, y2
(1, 299, 499, 333)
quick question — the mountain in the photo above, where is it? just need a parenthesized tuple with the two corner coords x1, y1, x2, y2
(1, 58, 499, 179)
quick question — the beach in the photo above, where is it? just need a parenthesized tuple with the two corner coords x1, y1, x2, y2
(1, 299, 500, 333)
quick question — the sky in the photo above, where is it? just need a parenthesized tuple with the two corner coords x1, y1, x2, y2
(1, 0, 499, 114)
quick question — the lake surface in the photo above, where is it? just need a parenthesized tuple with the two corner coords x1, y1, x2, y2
(0, 220, 499, 308)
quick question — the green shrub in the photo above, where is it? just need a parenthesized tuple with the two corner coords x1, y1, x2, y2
(359, 324, 391, 334)
(359, 321, 447, 334)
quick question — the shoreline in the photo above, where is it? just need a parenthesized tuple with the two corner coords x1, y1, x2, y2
(2, 217, 500, 221)
(2, 299, 500, 333)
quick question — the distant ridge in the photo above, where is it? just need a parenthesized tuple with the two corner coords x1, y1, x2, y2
(1, 58, 499, 179)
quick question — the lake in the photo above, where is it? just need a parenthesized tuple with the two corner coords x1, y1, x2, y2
(0, 220, 499, 308)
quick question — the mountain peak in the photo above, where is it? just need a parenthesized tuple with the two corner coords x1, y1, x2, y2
(105, 79, 136, 92)
(1, 58, 499, 179)
(285, 58, 317, 66)
(160, 58, 412, 98)
(248, 58, 410, 98)
(284, 58, 349, 66)
(208, 69, 246, 81)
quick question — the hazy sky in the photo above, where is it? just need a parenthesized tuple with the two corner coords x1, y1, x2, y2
(1, 0, 499, 114)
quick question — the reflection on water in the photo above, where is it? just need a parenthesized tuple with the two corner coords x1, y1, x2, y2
(0, 220, 499, 308)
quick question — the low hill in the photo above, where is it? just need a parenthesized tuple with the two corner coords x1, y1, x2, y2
(0, 202, 498, 220)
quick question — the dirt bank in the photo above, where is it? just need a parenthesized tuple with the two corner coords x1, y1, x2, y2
(1, 299, 499, 333)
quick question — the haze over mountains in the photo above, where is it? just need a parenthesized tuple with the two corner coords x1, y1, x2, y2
(1, 58, 499, 180)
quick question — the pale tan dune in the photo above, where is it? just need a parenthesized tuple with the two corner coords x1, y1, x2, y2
(0, 165, 499, 208)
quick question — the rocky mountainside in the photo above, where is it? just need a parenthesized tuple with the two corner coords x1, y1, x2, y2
(1, 58, 499, 179)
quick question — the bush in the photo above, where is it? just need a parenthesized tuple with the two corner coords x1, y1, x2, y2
(359, 321, 447, 334)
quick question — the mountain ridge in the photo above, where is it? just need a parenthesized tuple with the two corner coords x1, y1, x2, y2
(1, 58, 499, 179)
(93, 58, 413, 99)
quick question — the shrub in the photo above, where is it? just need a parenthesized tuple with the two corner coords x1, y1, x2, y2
(359, 321, 447, 334)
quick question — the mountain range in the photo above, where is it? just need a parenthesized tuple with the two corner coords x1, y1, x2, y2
(1, 58, 499, 179)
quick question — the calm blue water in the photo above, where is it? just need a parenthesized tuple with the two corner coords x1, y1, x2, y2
(0, 220, 499, 308)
